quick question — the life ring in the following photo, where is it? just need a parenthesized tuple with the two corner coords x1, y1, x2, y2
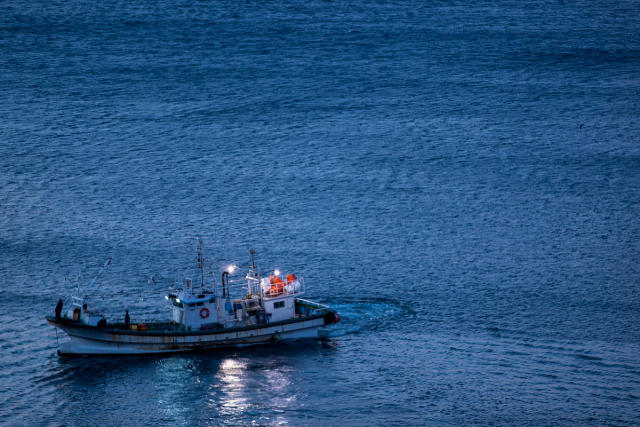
(200, 307, 210, 318)
(333, 314, 341, 324)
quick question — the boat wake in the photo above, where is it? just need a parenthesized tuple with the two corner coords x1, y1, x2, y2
(318, 300, 402, 338)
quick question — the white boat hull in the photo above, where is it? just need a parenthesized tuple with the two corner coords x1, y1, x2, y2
(50, 315, 328, 355)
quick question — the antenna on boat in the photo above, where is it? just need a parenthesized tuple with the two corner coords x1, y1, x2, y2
(187, 234, 212, 289)
(198, 238, 204, 288)
(249, 247, 256, 271)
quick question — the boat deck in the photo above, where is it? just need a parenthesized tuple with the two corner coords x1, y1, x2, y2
(48, 309, 334, 337)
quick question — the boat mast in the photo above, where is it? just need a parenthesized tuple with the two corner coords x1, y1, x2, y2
(249, 247, 256, 295)
(250, 247, 256, 271)
(81, 258, 111, 298)
(198, 239, 205, 288)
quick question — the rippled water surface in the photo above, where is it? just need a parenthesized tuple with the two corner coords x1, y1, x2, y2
(1, 0, 640, 425)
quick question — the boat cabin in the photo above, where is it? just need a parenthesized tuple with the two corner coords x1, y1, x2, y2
(171, 278, 219, 331)
(259, 275, 302, 322)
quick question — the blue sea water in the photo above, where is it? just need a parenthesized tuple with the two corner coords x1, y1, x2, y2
(1, 0, 640, 425)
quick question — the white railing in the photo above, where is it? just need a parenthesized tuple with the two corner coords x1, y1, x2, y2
(218, 274, 306, 300)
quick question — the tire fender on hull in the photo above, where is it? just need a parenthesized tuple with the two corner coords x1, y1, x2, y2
(324, 312, 337, 325)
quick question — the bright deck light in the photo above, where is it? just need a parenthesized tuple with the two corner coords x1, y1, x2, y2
(274, 269, 280, 276)
(165, 295, 169, 300)
(176, 298, 180, 303)
(228, 265, 235, 273)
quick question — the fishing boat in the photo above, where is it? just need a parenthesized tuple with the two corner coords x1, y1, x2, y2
(46, 242, 340, 355)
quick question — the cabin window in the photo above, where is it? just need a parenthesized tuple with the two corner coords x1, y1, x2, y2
(188, 303, 196, 308)
(196, 302, 204, 307)
(274, 301, 285, 309)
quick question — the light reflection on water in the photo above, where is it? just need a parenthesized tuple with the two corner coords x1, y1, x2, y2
(218, 358, 250, 417)
(155, 358, 197, 426)
(214, 356, 294, 426)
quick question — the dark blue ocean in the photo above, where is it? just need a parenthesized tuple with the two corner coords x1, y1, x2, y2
(2, 0, 640, 425)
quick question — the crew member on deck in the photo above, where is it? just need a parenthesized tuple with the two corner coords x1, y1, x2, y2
(124, 310, 130, 328)
(55, 299, 63, 322)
